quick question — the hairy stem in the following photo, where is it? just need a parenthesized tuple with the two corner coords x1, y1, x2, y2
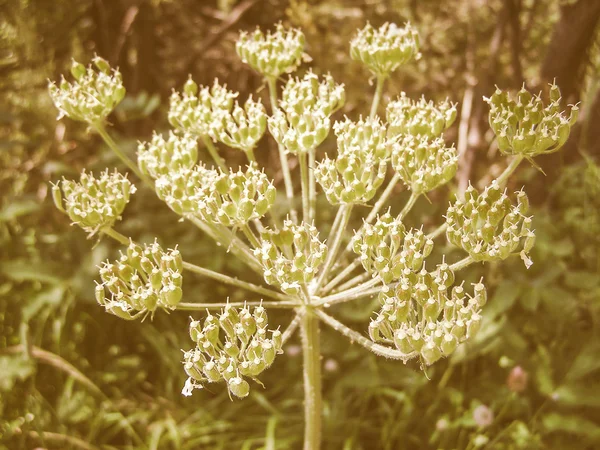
(317, 277, 380, 306)
(299, 152, 310, 223)
(101, 228, 286, 301)
(315, 310, 416, 361)
(315, 204, 353, 292)
(93, 123, 152, 187)
(321, 260, 360, 293)
(241, 224, 261, 249)
(449, 256, 475, 271)
(267, 76, 297, 223)
(300, 307, 322, 450)
(369, 75, 386, 119)
(335, 271, 370, 293)
(282, 312, 302, 344)
(496, 155, 524, 186)
(201, 135, 228, 172)
(399, 191, 420, 220)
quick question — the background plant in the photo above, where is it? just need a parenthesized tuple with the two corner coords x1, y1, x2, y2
(1, 1, 599, 449)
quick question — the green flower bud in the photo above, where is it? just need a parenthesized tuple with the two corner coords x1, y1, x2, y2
(228, 377, 250, 398)
(421, 340, 442, 365)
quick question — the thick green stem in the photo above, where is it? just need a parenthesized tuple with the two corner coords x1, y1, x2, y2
(241, 224, 261, 249)
(245, 147, 256, 163)
(315, 204, 353, 292)
(299, 152, 310, 222)
(267, 77, 297, 223)
(399, 191, 419, 220)
(93, 123, 152, 187)
(300, 307, 322, 450)
(496, 155, 524, 186)
(369, 75, 386, 119)
(201, 136, 228, 172)
(449, 256, 474, 272)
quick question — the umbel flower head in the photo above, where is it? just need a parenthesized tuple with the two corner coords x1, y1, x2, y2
(155, 164, 276, 227)
(211, 96, 267, 153)
(351, 212, 406, 284)
(350, 22, 420, 77)
(52, 170, 136, 234)
(485, 82, 578, 158)
(182, 304, 283, 398)
(254, 220, 328, 295)
(95, 240, 183, 320)
(387, 93, 457, 138)
(370, 263, 486, 365)
(236, 23, 306, 79)
(137, 131, 199, 179)
(48, 56, 125, 124)
(315, 117, 391, 204)
(168, 78, 238, 138)
(391, 135, 458, 194)
(445, 182, 535, 268)
(268, 71, 345, 154)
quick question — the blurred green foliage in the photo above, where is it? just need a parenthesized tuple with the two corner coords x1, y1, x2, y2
(1, 0, 599, 449)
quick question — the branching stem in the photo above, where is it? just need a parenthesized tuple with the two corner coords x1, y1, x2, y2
(93, 123, 152, 187)
(101, 227, 287, 301)
(178, 300, 298, 310)
(201, 135, 228, 172)
(315, 310, 416, 361)
(267, 76, 297, 223)
(315, 204, 353, 292)
(300, 307, 322, 450)
(299, 152, 311, 222)
(369, 75, 386, 119)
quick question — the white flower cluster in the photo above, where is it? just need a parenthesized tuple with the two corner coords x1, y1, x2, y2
(182, 305, 283, 398)
(254, 220, 328, 295)
(268, 71, 345, 154)
(52, 170, 135, 234)
(48, 57, 125, 123)
(350, 22, 420, 77)
(137, 131, 198, 179)
(315, 117, 391, 204)
(96, 240, 183, 320)
(386, 93, 457, 138)
(446, 182, 535, 267)
(236, 23, 306, 79)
